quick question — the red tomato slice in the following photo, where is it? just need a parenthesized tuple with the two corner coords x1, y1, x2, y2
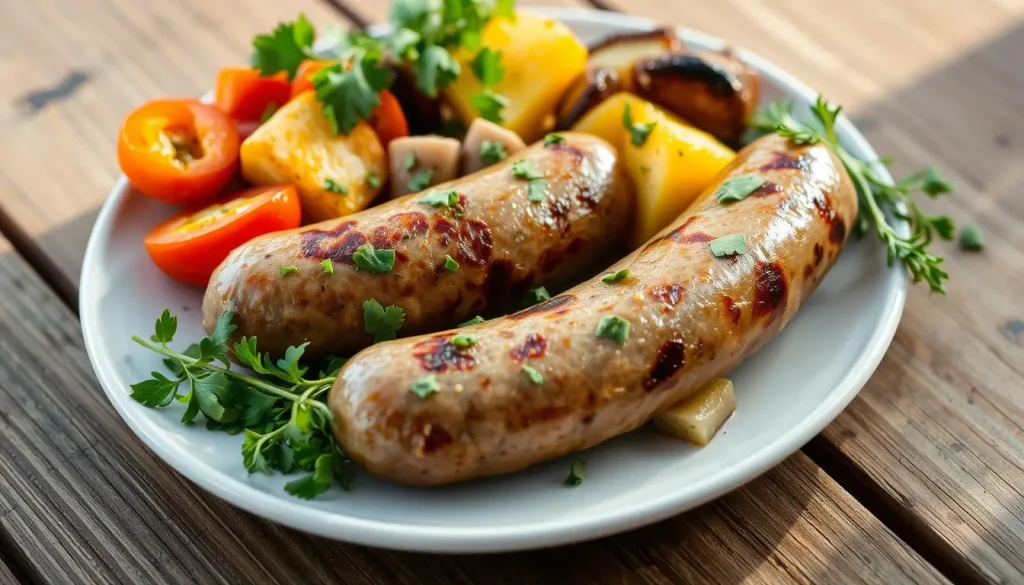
(118, 99, 240, 206)
(291, 60, 330, 99)
(215, 67, 291, 122)
(144, 185, 301, 286)
(368, 90, 409, 147)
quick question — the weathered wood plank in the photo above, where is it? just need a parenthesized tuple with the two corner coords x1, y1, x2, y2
(592, 0, 1024, 582)
(0, 559, 18, 585)
(0, 0, 351, 303)
(0, 231, 946, 583)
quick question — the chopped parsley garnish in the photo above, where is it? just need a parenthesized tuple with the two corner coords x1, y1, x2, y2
(324, 178, 349, 195)
(715, 174, 765, 203)
(622, 102, 657, 147)
(521, 365, 544, 385)
(312, 56, 391, 135)
(410, 374, 440, 398)
(565, 459, 585, 487)
(601, 269, 630, 283)
(595, 315, 630, 345)
(419, 189, 459, 208)
(444, 254, 459, 272)
(459, 315, 486, 327)
(280, 266, 298, 276)
(250, 14, 315, 80)
(527, 179, 548, 202)
(469, 47, 507, 122)
(959, 225, 983, 251)
(511, 160, 543, 180)
(352, 243, 396, 274)
(320, 259, 334, 274)
(404, 152, 417, 172)
(407, 169, 433, 192)
(523, 286, 550, 306)
(480, 140, 508, 165)
(544, 133, 565, 146)
(363, 298, 405, 343)
(451, 334, 476, 348)
(366, 172, 381, 189)
(470, 90, 509, 123)
(709, 234, 747, 257)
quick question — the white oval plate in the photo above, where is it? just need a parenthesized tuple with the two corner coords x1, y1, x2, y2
(81, 7, 906, 553)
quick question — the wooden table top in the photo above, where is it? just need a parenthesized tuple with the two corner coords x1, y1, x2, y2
(1, 0, 1021, 583)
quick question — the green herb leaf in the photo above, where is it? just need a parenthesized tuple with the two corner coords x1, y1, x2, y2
(527, 179, 548, 202)
(709, 234, 747, 257)
(130, 372, 180, 407)
(313, 57, 390, 135)
(275, 343, 309, 383)
(521, 365, 544, 385)
(404, 152, 417, 172)
(366, 172, 381, 189)
(280, 266, 298, 276)
(565, 459, 585, 487)
(451, 334, 476, 348)
(323, 178, 349, 195)
(714, 174, 766, 204)
(523, 286, 550, 306)
(419, 189, 459, 208)
(284, 454, 335, 500)
(470, 90, 508, 123)
(959, 225, 984, 251)
(601, 269, 630, 283)
(494, 0, 515, 18)
(444, 254, 459, 272)
(320, 259, 335, 275)
(199, 311, 237, 365)
(459, 315, 485, 327)
(414, 45, 460, 98)
(363, 299, 405, 343)
(595, 315, 630, 345)
(193, 373, 240, 424)
(921, 168, 953, 196)
(471, 47, 504, 86)
(407, 168, 434, 192)
(622, 102, 657, 147)
(250, 14, 315, 80)
(151, 308, 177, 344)
(410, 374, 440, 398)
(511, 160, 543, 180)
(480, 140, 508, 165)
(352, 243, 396, 274)
(544, 133, 565, 146)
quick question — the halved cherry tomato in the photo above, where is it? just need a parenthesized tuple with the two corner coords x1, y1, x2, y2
(368, 90, 409, 147)
(144, 185, 301, 286)
(290, 60, 330, 99)
(118, 99, 240, 206)
(215, 67, 291, 122)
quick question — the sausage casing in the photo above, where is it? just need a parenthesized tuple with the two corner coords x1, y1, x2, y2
(329, 134, 856, 485)
(203, 133, 630, 358)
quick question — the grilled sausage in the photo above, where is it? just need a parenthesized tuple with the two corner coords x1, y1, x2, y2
(329, 133, 856, 485)
(203, 133, 630, 359)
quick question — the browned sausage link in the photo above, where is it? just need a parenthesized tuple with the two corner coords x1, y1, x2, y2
(633, 49, 760, 146)
(202, 133, 630, 359)
(329, 134, 855, 486)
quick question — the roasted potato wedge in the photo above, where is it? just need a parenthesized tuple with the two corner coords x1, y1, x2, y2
(633, 50, 760, 145)
(554, 66, 624, 130)
(588, 28, 682, 90)
(653, 378, 735, 446)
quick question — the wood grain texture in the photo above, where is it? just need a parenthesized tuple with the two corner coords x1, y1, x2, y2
(594, 0, 1024, 582)
(0, 233, 946, 584)
(0, 0, 350, 304)
(0, 560, 18, 585)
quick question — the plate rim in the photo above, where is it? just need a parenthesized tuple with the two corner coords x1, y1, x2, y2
(79, 6, 908, 553)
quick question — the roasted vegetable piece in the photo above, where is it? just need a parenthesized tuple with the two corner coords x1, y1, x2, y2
(634, 50, 760, 145)
(240, 91, 387, 223)
(460, 118, 527, 174)
(443, 12, 588, 143)
(653, 378, 735, 446)
(390, 66, 444, 136)
(554, 67, 624, 130)
(214, 67, 291, 122)
(144, 185, 301, 286)
(118, 99, 239, 206)
(388, 135, 461, 199)
(290, 59, 329, 99)
(587, 28, 682, 90)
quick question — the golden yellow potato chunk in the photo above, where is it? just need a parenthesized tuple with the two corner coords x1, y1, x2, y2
(653, 378, 736, 446)
(443, 12, 588, 143)
(240, 92, 386, 223)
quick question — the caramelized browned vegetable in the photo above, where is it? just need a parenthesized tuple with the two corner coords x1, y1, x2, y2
(588, 28, 683, 90)
(554, 67, 624, 130)
(633, 50, 760, 145)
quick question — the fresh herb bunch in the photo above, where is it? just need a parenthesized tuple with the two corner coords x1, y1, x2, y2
(750, 97, 955, 293)
(253, 1, 513, 134)
(130, 309, 354, 499)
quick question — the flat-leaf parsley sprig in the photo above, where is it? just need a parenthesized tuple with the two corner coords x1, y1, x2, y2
(750, 97, 955, 293)
(130, 309, 354, 499)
